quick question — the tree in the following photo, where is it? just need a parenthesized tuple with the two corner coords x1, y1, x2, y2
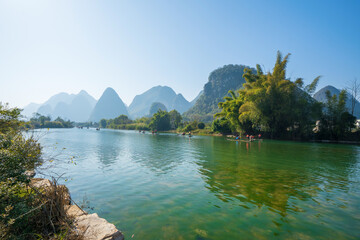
(184, 64, 255, 122)
(214, 90, 250, 133)
(346, 78, 360, 116)
(319, 90, 356, 139)
(215, 51, 322, 138)
(169, 110, 182, 129)
(113, 115, 132, 125)
(197, 122, 205, 129)
(211, 118, 232, 134)
(149, 102, 167, 116)
(0, 103, 22, 133)
(99, 119, 107, 128)
(149, 110, 171, 131)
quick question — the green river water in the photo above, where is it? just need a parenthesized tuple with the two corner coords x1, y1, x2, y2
(37, 128, 360, 239)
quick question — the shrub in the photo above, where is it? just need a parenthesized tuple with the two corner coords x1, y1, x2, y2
(197, 122, 205, 129)
(211, 118, 232, 134)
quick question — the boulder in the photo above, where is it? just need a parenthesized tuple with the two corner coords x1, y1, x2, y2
(25, 170, 36, 178)
(75, 213, 124, 240)
(30, 178, 52, 189)
(31, 178, 124, 240)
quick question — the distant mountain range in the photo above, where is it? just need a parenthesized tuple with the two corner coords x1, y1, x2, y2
(22, 73, 356, 124)
(23, 90, 96, 122)
(22, 86, 194, 122)
(313, 85, 360, 118)
(128, 86, 191, 119)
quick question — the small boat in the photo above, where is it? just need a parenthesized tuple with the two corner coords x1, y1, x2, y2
(96, 128, 100, 131)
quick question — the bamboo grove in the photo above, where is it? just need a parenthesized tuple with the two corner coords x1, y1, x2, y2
(215, 52, 357, 140)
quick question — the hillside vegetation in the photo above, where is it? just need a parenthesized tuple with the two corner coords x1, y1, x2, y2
(184, 64, 254, 122)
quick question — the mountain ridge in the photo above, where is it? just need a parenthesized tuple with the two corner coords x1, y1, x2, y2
(89, 87, 128, 122)
(184, 64, 255, 122)
(128, 85, 191, 119)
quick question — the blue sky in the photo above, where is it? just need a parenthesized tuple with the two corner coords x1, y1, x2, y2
(0, 0, 359, 107)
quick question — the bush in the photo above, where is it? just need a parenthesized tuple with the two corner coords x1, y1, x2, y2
(197, 122, 205, 129)
(212, 118, 232, 134)
(183, 124, 194, 132)
(0, 103, 80, 239)
(149, 110, 171, 131)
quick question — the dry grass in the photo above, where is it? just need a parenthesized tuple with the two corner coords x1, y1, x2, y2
(25, 178, 84, 240)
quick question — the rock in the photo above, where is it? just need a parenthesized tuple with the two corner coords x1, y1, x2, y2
(25, 170, 36, 178)
(30, 178, 52, 189)
(31, 178, 124, 240)
(66, 205, 86, 217)
(66, 205, 124, 240)
(76, 213, 124, 240)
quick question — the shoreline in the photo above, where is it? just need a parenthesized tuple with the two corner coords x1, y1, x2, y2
(29, 175, 124, 240)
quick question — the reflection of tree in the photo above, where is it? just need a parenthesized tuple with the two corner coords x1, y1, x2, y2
(196, 139, 358, 217)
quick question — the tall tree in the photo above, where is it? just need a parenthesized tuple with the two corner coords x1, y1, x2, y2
(216, 51, 322, 138)
(320, 90, 355, 139)
(169, 110, 182, 129)
(346, 78, 360, 116)
(149, 110, 171, 131)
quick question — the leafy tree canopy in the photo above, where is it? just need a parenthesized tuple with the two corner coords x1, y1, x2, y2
(215, 51, 322, 139)
(149, 110, 171, 131)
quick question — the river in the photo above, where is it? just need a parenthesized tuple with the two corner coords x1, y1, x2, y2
(36, 128, 360, 239)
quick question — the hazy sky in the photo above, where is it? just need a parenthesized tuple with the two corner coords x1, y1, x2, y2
(1, 0, 359, 108)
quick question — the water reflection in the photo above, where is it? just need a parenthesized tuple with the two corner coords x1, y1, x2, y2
(195, 138, 360, 217)
(95, 130, 123, 167)
(127, 133, 197, 174)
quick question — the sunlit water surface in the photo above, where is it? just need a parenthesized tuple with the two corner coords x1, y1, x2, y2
(36, 128, 360, 239)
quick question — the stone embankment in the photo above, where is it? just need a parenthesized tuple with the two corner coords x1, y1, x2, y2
(29, 175, 124, 240)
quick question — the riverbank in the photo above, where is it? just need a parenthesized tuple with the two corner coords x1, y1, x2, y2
(30, 176, 124, 240)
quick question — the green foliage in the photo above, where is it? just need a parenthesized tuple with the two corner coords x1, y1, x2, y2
(0, 134, 42, 182)
(149, 102, 167, 116)
(215, 51, 322, 139)
(99, 119, 107, 128)
(183, 124, 194, 132)
(107, 115, 133, 129)
(0, 103, 80, 240)
(113, 115, 132, 125)
(318, 90, 356, 140)
(0, 103, 23, 133)
(169, 110, 182, 129)
(211, 118, 232, 134)
(180, 120, 198, 132)
(184, 65, 255, 122)
(134, 117, 151, 125)
(149, 110, 171, 131)
(100, 115, 151, 130)
(27, 113, 73, 129)
(197, 122, 205, 129)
